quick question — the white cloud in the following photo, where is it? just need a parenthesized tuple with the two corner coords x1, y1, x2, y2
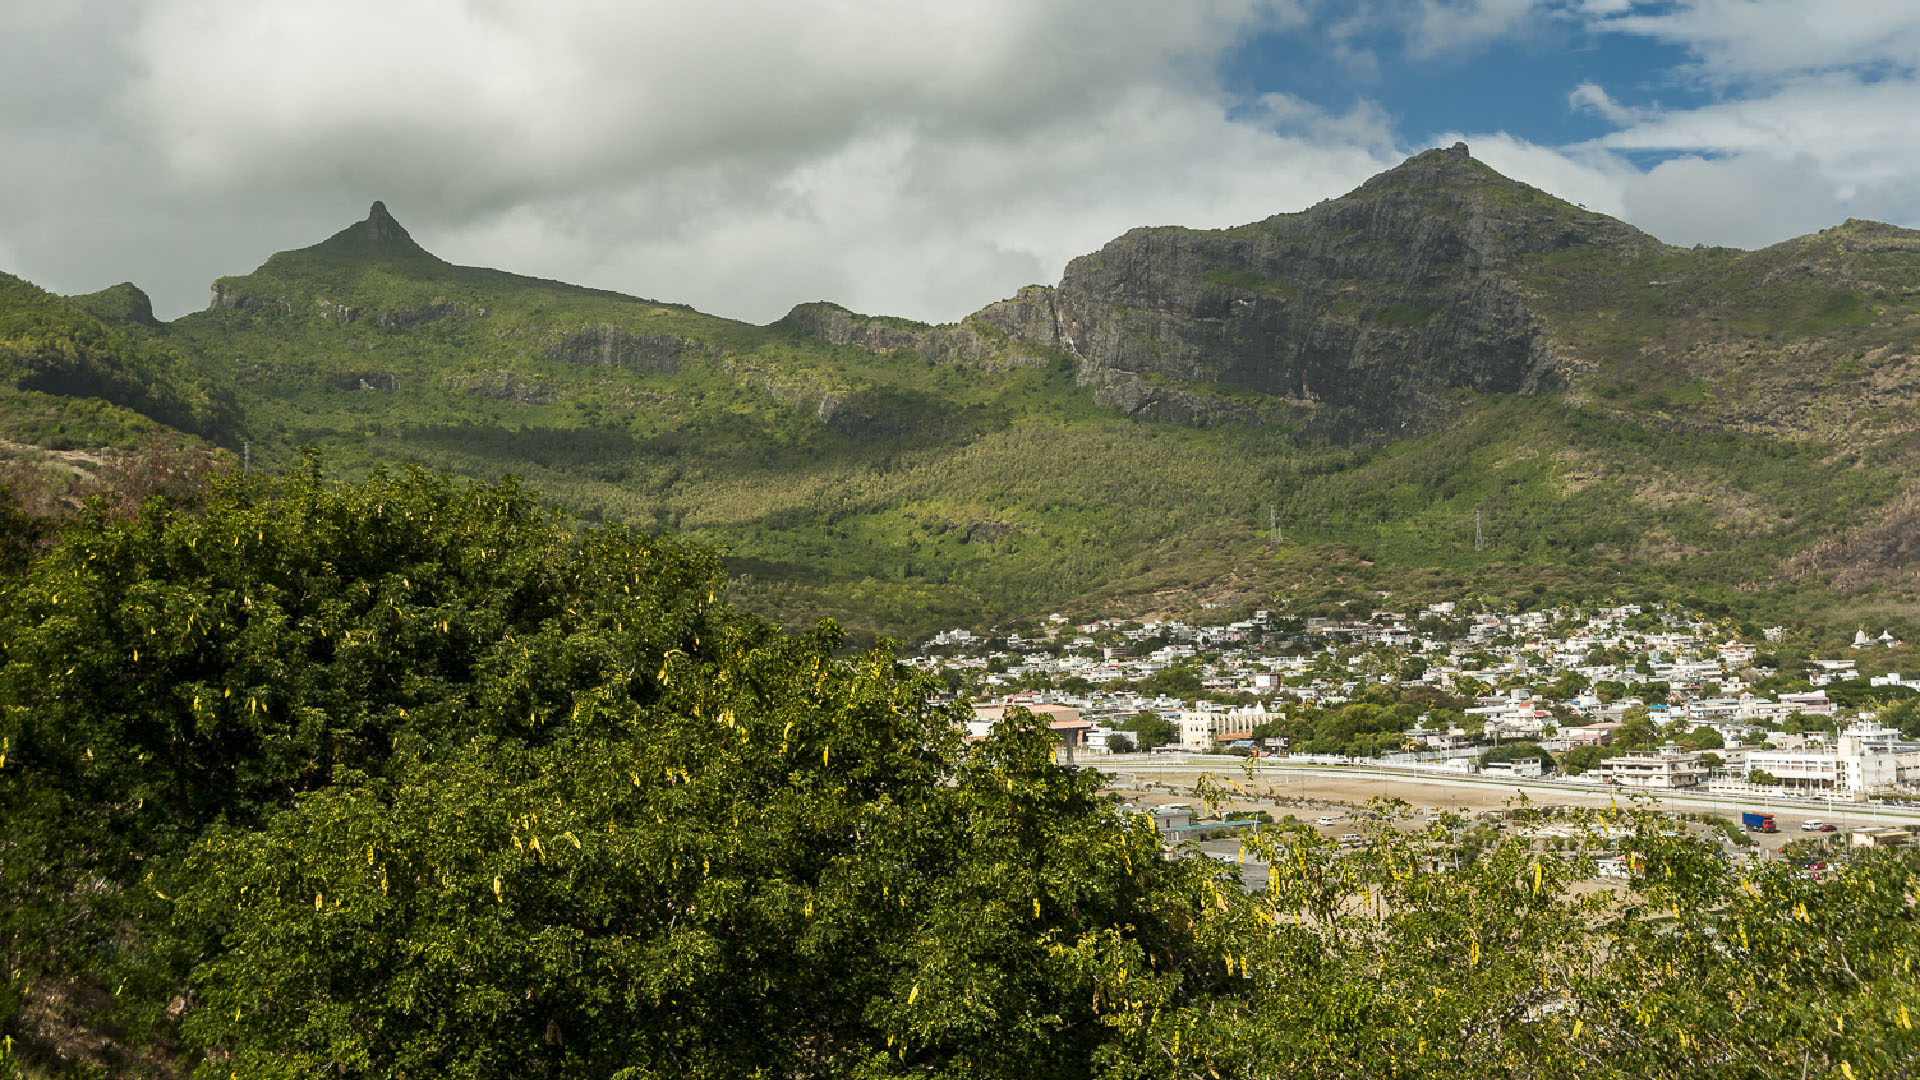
(1618, 152, 1840, 249)
(1568, 81, 1652, 125)
(121, 0, 1308, 218)
(1596, 0, 1920, 81)
(1427, 131, 1853, 252)
(0, 0, 1422, 322)
(1407, 0, 1546, 59)
(436, 87, 1401, 322)
(1562, 4, 1920, 247)
(1592, 75, 1920, 195)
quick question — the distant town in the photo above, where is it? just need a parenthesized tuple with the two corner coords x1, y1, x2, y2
(908, 603, 1920, 809)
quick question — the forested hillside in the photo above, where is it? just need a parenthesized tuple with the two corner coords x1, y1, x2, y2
(0, 274, 235, 448)
(5, 149, 1920, 641)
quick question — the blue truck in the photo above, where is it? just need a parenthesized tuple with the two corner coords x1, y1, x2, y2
(1741, 811, 1778, 833)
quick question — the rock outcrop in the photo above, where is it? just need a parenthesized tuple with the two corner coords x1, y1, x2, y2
(73, 282, 160, 328)
(1032, 144, 1657, 438)
(777, 292, 1059, 371)
(544, 325, 692, 373)
(778, 145, 1662, 438)
(778, 303, 924, 352)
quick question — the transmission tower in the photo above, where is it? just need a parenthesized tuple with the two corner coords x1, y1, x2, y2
(1474, 509, 1485, 552)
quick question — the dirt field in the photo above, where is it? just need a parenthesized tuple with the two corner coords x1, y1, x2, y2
(1105, 767, 1634, 815)
(1101, 763, 1878, 861)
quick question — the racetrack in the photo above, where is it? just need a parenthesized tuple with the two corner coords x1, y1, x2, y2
(1094, 755, 1920, 834)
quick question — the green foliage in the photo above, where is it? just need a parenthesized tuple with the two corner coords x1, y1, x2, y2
(0, 466, 1231, 1078)
(1481, 740, 1556, 769)
(1680, 725, 1726, 751)
(1826, 680, 1918, 709)
(1702, 813, 1755, 847)
(0, 483, 47, 579)
(1150, 800, 1920, 1079)
(1135, 664, 1201, 698)
(1542, 670, 1589, 700)
(0, 273, 237, 442)
(1563, 744, 1618, 775)
(0, 461, 733, 1025)
(1116, 710, 1176, 750)
(1615, 707, 1657, 749)
(1250, 685, 1468, 758)
(0, 1034, 23, 1080)
(164, 693, 1202, 1078)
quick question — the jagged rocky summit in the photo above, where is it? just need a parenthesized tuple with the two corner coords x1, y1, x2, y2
(783, 143, 1661, 438)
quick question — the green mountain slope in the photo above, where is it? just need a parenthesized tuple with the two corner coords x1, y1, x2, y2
(11, 147, 1920, 641)
(0, 273, 237, 449)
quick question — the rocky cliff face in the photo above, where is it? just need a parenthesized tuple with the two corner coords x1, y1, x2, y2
(777, 290, 1060, 371)
(1035, 144, 1661, 437)
(778, 144, 1665, 437)
(544, 325, 694, 373)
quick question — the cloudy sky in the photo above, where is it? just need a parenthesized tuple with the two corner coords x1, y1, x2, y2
(4, 0, 1918, 324)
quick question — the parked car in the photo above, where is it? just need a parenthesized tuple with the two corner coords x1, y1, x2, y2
(1817, 823, 1838, 832)
(1315, 816, 1338, 827)
(1340, 833, 1364, 847)
(1801, 820, 1825, 831)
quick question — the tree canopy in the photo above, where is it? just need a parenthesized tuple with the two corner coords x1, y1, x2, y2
(0, 462, 1225, 1078)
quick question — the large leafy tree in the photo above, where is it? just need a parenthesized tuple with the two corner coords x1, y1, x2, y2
(0, 459, 720, 1041)
(0, 461, 1224, 1078)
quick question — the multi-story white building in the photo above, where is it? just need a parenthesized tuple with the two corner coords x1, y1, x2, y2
(1178, 701, 1271, 751)
(1745, 723, 1920, 793)
(1601, 748, 1707, 790)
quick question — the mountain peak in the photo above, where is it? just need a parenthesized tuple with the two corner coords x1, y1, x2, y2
(73, 281, 159, 327)
(288, 199, 443, 267)
(346, 199, 421, 248)
(364, 200, 407, 243)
